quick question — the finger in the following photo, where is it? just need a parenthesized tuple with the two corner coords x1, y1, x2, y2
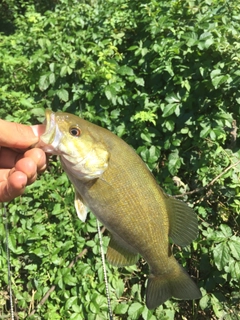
(24, 148, 47, 173)
(0, 170, 27, 202)
(14, 157, 37, 184)
(0, 146, 47, 172)
(0, 148, 20, 169)
(0, 121, 43, 149)
(0, 152, 44, 202)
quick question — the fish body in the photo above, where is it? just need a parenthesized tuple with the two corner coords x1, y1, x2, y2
(38, 110, 201, 309)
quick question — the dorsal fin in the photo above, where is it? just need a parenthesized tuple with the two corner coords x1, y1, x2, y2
(166, 196, 198, 247)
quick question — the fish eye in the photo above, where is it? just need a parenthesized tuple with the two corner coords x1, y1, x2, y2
(69, 127, 81, 137)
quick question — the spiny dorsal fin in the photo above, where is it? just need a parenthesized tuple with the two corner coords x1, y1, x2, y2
(107, 233, 139, 267)
(74, 189, 88, 222)
(166, 196, 198, 247)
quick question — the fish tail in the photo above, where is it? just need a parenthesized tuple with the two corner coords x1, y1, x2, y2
(146, 259, 201, 309)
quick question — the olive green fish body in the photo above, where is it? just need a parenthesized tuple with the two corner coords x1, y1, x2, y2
(38, 111, 201, 309)
(62, 123, 170, 268)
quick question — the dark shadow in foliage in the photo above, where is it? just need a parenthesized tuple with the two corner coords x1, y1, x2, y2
(0, 0, 58, 35)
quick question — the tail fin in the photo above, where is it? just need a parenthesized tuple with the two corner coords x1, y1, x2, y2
(146, 258, 201, 309)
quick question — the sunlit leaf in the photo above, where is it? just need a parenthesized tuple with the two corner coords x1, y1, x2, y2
(39, 74, 49, 91)
(57, 88, 69, 102)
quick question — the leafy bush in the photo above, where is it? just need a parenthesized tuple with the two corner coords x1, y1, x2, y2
(0, 0, 240, 319)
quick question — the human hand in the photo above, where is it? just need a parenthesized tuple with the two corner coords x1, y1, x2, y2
(0, 120, 46, 202)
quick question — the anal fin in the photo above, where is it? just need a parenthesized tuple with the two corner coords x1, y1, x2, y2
(107, 233, 139, 267)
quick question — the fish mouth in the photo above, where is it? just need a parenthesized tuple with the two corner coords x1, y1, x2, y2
(41, 110, 56, 141)
(35, 110, 61, 154)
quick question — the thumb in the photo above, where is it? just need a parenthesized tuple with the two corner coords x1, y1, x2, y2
(0, 120, 43, 149)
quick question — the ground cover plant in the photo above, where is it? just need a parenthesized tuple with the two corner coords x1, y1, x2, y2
(0, 0, 239, 319)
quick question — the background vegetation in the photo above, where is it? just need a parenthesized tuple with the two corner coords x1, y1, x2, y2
(0, 0, 239, 319)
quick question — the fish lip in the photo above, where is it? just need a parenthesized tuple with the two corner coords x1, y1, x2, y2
(35, 110, 58, 152)
(42, 109, 55, 139)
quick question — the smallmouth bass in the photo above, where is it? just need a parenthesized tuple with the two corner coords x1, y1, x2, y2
(37, 110, 201, 309)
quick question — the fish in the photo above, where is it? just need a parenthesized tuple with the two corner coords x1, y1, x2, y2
(37, 109, 201, 309)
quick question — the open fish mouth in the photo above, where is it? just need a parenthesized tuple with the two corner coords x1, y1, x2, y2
(35, 110, 62, 154)
(42, 109, 56, 139)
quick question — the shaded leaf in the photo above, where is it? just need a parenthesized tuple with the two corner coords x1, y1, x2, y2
(228, 237, 240, 260)
(213, 242, 231, 271)
(105, 85, 116, 100)
(118, 65, 134, 76)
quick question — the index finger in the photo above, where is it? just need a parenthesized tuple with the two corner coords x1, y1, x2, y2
(0, 120, 41, 149)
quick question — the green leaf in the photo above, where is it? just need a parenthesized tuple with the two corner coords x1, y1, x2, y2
(226, 260, 240, 280)
(57, 88, 69, 102)
(58, 268, 77, 287)
(114, 303, 129, 314)
(105, 85, 116, 100)
(162, 93, 181, 117)
(72, 304, 82, 313)
(213, 242, 231, 271)
(135, 78, 145, 86)
(60, 65, 68, 77)
(210, 69, 230, 88)
(210, 69, 221, 78)
(165, 93, 181, 104)
(200, 125, 211, 138)
(219, 224, 232, 238)
(182, 31, 198, 47)
(114, 278, 125, 298)
(20, 98, 33, 108)
(65, 296, 78, 310)
(198, 32, 214, 50)
(141, 132, 152, 143)
(8, 233, 24, 254)
(31, 107, 45, 117)
(162, 104, 177, 117)
(164, 120, 175, 131)
(168, 150, 183, 175)
(39, 74, 49, 91)
(128, 302, 144, 318)
(228, 237, 240, 260)
(141, 305, 157, 320)
(128, 45, 138, 51)
(118, 66, 134, 76)
(49, 72, 56, 85)
(64, 274, 77, 286)
(211, 74, 229, 88)
(89, 301, 100, 314)
(199, 293, 210, 310)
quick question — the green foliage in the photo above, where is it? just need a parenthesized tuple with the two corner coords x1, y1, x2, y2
(0, 0, 240, 319)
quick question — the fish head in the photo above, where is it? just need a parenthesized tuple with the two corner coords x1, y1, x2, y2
(38, 110, 110, 180)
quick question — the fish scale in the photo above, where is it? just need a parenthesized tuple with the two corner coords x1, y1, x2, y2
(37, 110, 202, 309)
(77, 151, 168, 258)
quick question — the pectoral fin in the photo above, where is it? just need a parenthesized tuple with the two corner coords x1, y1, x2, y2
(74, 190, 88, 222)
(167, 196, 198, 247)
(107, 233, 139, 267)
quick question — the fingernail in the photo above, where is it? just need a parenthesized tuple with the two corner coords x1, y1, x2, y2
(31, 125, 46, 137)
(31, 125, 39, 137)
